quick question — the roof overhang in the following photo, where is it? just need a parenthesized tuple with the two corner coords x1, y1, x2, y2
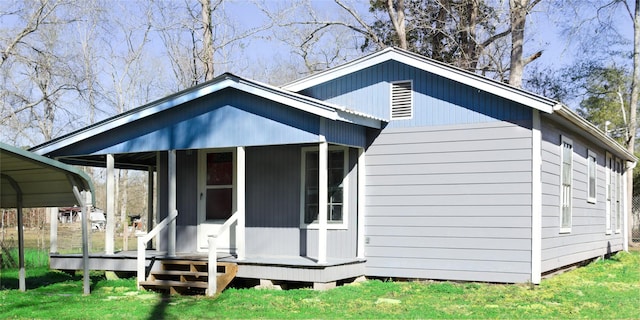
(31, 74, 383, 157)
(551, 104, 637, 162)
(283, 47, 557, 114)
(1, 142, 94, 208)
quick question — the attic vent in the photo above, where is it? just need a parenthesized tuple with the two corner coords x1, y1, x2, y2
(391, 81, 413, 119)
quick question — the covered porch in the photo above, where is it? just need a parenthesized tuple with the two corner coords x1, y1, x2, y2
(30, 73, 383, 293)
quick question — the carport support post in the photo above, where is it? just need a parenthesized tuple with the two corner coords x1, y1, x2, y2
(106, 154, 115, 255)
(17, 193, 25, 291)
(49, 207, 58, 253)
(73, 186, 91, 295)
(318, 140, 328, 264)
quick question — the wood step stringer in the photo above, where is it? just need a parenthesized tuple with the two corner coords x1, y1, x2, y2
(141, 259, 238, 296)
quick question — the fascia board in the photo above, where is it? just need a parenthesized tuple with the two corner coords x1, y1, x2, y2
(32, 79, 238, 156)
(229, 81, 338, 121)
(552, 104, 637, 162)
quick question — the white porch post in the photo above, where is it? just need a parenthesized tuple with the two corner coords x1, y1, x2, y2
(155, 152, 162, 252)
(318, 140, 328, 264)
(168, 149, 177, 257)
(106, 154, 115, 255)
(236, 146, 246, 260)
(147, 166, 154, 249)
(357, 148, 366, 259)
(49, 207, 58, 253)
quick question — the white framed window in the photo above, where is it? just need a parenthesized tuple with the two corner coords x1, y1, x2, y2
(390, 80, 413, 120)
(587, 150, 597, 204)
(615, 158, 623, 233)
(605, 152, 613, 234)
(300, 145, 348, 229)
(560, 136, 573, 233)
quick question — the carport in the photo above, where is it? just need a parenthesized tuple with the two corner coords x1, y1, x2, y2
(0, 142, 94, 294)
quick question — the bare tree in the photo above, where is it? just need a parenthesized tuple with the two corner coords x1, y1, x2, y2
(200, 0, 219, 81)
(508, 0, 543, 87)
(0, 0, 86, 144)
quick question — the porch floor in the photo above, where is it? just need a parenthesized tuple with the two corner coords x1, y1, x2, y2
(50, 251, 366, 284)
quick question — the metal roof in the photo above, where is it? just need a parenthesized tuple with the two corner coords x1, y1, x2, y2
(0, 142, 94, 208)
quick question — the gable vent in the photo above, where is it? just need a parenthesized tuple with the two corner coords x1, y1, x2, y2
(391, 81, 413, 119)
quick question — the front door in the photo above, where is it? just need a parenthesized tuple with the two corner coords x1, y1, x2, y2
(197, 150, 236, 252)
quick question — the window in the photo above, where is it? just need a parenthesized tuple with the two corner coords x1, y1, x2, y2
(390, 80, 413, 119)
(301, 146, 348, 228)
(205, 152, 234, 220)
(560, 136, 573, 233)
(587, 150, 597, 204)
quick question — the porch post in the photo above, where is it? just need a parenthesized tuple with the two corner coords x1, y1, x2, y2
(49, 207, 58, 253)
(168, 149, 177, 257)
(236, 146, 246, 260)
(106, 154, 115, 255)
(318, 140, 328, 264)
(147, 166, 154, 249)
(357, 148, 366, 259)
(155, 152, 161, 252)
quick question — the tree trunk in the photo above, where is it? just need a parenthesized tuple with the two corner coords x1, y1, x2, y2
(627, 0, 639, 247)
(462, 0, 479, 71)
(200, 0, 215, 81)
(387, 0, 407, 49)
(509, 0, 527, 87)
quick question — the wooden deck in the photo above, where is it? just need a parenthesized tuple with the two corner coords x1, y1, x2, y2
(50, 251, 366, 284)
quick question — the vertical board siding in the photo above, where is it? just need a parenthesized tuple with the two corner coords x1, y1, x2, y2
(540, 117, 623, 272)
(175, 150, 198, 252)
(245, 145, 358, 258)
(364, 122, 534, 283)
(323, 120, 367, 148)
(301, 60, 531, 127)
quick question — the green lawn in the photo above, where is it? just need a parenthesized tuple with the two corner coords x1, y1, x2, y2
(1, 251, 639, 319)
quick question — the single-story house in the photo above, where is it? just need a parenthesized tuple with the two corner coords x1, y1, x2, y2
(29, 47, 635, 292)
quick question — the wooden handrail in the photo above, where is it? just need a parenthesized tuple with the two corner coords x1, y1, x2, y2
(207, 211, 239, 296)
(137, 210, 178, 289)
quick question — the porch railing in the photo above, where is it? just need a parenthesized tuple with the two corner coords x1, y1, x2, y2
(207, 211, 239, 295)
(136, 209, 178, 289)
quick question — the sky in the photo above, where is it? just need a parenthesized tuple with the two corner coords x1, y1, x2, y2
(223, 0, 635, 86)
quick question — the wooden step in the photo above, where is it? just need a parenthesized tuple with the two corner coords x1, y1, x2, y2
(140, 279, 209, 289)
(141, 260, 238, 296)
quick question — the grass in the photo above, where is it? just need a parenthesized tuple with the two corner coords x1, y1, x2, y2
(1, 251, 639, 319)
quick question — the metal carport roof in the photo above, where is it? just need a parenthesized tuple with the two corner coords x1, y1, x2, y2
(0, 141, 94, 294)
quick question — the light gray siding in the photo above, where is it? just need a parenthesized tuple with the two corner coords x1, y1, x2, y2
(540, 117, 624, 272)
(364, 122, 534, 283)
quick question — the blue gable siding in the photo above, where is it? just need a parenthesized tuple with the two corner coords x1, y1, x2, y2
(300, 60, 531, 128)
(48, 89, 368, 157)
